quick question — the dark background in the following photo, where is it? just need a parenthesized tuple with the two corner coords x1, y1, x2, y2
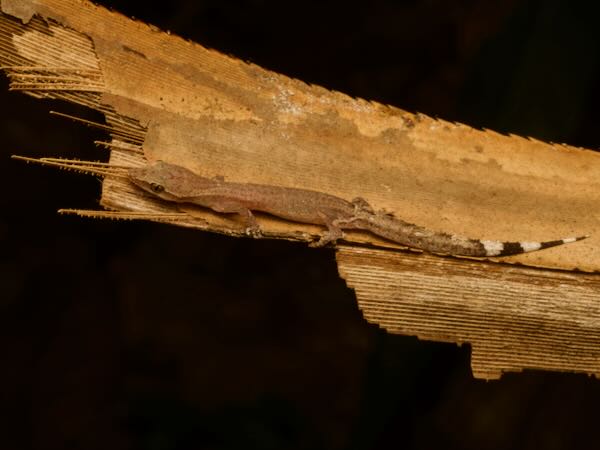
(2, 1, 600, 449)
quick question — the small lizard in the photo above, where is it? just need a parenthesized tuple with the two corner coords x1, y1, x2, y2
(127, 161, 587, 257)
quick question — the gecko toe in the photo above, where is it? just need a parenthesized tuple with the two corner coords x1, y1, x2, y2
(244, 226, 262, 238)
(309, 237, 334, 248)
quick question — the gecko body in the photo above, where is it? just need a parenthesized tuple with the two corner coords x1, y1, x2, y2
(128, 161, 586, 257)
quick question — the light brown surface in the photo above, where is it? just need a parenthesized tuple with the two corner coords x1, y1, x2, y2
(2, 0, 599, 378)
(337, 246, 600, 379)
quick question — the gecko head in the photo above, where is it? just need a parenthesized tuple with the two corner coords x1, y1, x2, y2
(128, 160, 213, 201)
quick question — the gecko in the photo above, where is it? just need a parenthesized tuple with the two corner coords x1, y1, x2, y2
(127, 161, 587, 257)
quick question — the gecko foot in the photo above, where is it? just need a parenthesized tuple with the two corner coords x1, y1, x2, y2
(309, 229, 345, 248)
(309, 213, 346, 247)
(244, 225, 262, 238)
(351, 197, 375, 214)
(376, 209, 395, 218)
(309, 235, 334, 248)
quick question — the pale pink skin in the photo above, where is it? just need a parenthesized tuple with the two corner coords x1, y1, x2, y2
(128, 161, 586, 255)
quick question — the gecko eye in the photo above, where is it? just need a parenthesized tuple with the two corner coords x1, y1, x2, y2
(150, 182, 165, 193)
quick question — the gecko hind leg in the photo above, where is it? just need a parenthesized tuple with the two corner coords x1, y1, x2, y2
(351, 197, 375, 214)
(352, 197, 396, 218)
(310, 214, 345, 247)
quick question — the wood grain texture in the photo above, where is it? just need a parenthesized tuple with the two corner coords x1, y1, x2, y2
(337, 245, 600, 379)
(2, 0, 598, 270)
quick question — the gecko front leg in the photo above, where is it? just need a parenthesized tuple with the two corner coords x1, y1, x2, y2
(240, 209, 261, 237)
(209, 200, 261, 237)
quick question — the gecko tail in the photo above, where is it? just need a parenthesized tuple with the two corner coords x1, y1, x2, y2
(480, 235, 589, 256)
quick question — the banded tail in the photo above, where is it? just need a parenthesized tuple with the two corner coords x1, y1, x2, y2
(479, 236, 589, 257)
